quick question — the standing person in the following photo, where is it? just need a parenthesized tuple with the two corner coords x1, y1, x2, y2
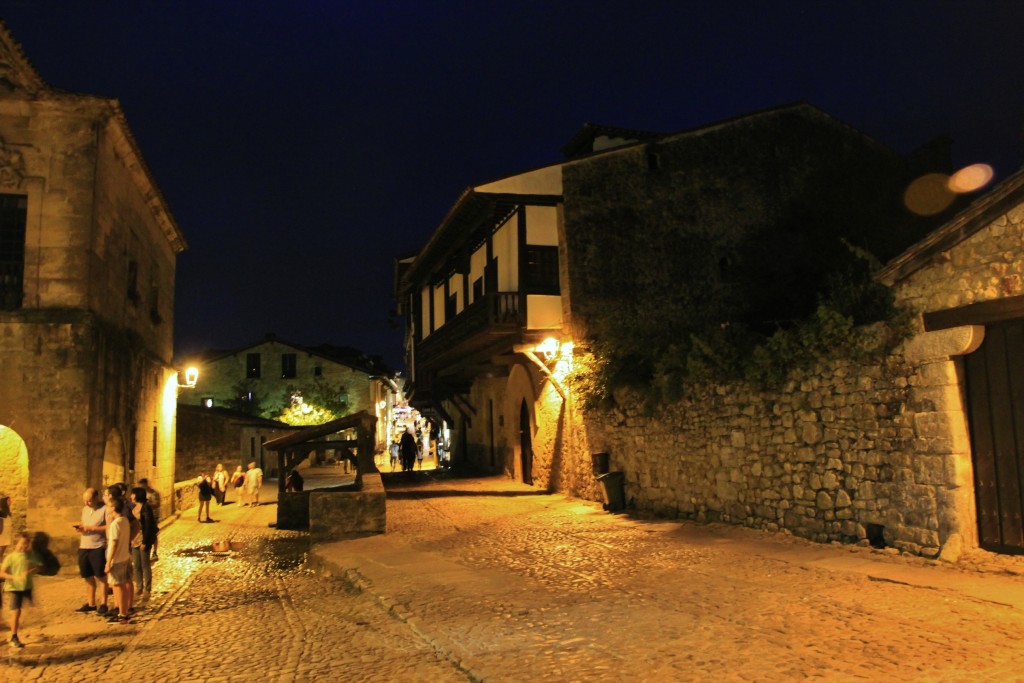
(0, 532, 40, 648)
(138, 478, 161, 562)
(75, 488, 109, 616)
(399, 428, 417, 472)
(212, 464, 229, 506)
(197, 474, 214, 522)
(230, 466, 245, 504)
(104, 497, 132, 624)
(389, 440, 400, 471)
(130, 488, 156, 601)
(105, 486, 138, 619)
(244, 462, 263, 507)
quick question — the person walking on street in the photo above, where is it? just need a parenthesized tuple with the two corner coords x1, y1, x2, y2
(1, 532, 40, 648)
(212, 464, 229, 506)
(130, 487, 156, 600)
(197, 474, 214, 522)
(400, 428, 417, 472)
(138, 478, 161, 561)
(75, 488, 109, 616)
(230, 466, 245, 504)
(244, 462, 264, 507)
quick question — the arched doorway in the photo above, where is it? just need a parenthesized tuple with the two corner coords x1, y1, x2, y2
(102, 429, 126, 488)
(0, 425, 29, 537)
(519, 400, 533, 485)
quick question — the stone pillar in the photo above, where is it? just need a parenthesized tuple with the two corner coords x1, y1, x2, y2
(903, 325, 984, 559)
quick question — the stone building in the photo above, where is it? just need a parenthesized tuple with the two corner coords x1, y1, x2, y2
(396, 102, 938, 483)
(177, 335, 398, 454)
(395, 102, 1024, 559)
(0, 23, 186, 554)
(174, 404, 294, 481)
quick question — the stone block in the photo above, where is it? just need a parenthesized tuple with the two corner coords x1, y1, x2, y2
(310, 473, 386, 542)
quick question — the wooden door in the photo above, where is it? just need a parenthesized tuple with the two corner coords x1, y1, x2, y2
(964, 319, 1024, 553)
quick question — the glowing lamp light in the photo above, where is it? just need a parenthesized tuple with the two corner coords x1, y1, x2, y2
(177, 366, 199, 389)
(536, 337, 560, 361)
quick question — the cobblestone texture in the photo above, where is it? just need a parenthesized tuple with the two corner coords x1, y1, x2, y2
(0, 477, 465, 682)
(320, 472, 1024, 682)
(9, 469, 1024, 681)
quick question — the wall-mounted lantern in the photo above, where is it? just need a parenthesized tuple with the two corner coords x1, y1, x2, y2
(178, 366, 199, 389)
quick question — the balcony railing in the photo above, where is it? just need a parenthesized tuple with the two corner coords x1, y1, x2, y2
(416, 292, 522, 367)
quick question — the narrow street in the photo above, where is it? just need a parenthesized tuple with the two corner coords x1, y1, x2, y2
(5, 468, 1024, 681)
(1, 474, 463, 682)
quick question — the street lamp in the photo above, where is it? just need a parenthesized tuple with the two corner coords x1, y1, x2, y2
(178, 366, 199, 389)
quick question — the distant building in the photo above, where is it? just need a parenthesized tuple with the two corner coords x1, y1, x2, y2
(0, 22, 186, 552)
(177, 335, 398, 455)
(174, 404, 295, 480)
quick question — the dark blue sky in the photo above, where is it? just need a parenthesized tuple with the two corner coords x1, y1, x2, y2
(3, 2, 1022, 368)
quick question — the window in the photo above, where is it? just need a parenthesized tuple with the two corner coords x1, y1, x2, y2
(151, 425, 157, 468)
(246, 353, 261, 378)
(472, 277, 483, 301)
(202, 397, 214, 408)
(445, 292, 457, 321)
(313, 365, 322, 377)
(281, 353, 297, 378)
(0, 194, 27, 310)
(127, 260, 139, 305)
(523, 246, 559, 294)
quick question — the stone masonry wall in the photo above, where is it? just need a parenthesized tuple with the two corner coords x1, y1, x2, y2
(579, 340, 972, 557)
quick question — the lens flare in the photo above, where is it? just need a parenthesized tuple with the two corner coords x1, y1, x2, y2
(904, 173, 955, 216)
(948, 163, 994, 193)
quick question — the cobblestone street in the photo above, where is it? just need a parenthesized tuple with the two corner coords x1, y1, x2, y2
(0, 477, 463, 682)
(5, 469, 1024, 681)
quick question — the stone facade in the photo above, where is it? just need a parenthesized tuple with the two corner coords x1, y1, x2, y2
(174, 404, 295, 482)
(0, 24, 185, 557)
(179, 337, 396, 452)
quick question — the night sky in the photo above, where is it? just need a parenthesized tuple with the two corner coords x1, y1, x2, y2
(2, 2, 1022, 368)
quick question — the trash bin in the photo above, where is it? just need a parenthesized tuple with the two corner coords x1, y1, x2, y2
(591, 452, 610, 476)
(597, 471, 625, 512)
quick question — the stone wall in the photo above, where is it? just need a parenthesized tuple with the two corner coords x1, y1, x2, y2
(309, 473, 385, 542)
(568, 323, 981, 558)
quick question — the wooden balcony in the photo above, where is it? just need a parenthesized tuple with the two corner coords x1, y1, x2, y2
(415, 292, 524, 374)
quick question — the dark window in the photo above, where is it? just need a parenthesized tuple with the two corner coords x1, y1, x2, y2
(127, 260, 139, 305)
(151, 425, 157, 468)
(313, 365, 322, 377)
(523, 246, 559, 294)
(246, 353, 261, 378)
(0, 194, 27, 310)
(149, 263, 162, 324)
(484, 258, 498, 293)
(281, 353, 297, 378)
(445, 293, 457, 321)
(472, 277, 483, 301)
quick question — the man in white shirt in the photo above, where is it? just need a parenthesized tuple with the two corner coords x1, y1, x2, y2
(244, 461, 264, 507)
(75, 488, 109, 615)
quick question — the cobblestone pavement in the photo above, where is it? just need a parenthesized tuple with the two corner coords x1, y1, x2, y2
(315, 472, 1024, 682)
(0, 475, 465, 682)
(8, 469, 1024, 682)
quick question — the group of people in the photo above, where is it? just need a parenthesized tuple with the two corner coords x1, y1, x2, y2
(195, 462, 264, 521)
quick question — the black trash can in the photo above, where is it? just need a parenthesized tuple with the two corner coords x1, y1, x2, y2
(591, 452, 610, 476)
(597, 471, 625, 512)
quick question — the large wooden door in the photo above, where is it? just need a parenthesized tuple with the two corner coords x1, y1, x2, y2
(964, 319, 1024, 553)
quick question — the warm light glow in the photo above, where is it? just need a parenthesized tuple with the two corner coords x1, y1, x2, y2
(948, 163, 994, 194)
(184, 366, 199, 387)
(162, 373, 178, 423)
(904, 173, 955, 216)
(537, 337, 560, 360)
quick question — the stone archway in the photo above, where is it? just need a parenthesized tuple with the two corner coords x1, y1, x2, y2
(102, 429, 126, 488)
(0, 424, 29, 538)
